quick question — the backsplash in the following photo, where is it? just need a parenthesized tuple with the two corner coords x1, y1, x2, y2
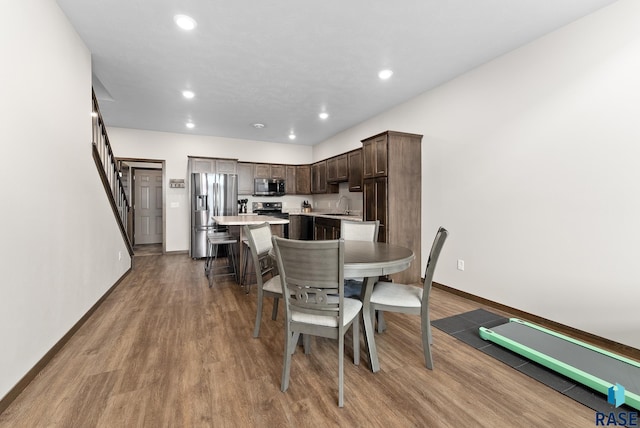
(240, 182, 362, 214)
(311, 182, 363, 214)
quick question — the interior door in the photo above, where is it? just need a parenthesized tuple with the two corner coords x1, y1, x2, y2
(134, 168, 163, 244)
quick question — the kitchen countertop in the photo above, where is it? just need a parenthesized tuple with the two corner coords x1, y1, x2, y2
(288, 212, 362, 221)
(212, 215, 289, 225)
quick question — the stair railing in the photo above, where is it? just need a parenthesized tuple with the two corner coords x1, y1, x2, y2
(91, 89, 134, 256)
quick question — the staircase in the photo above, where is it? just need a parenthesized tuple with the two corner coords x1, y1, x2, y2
(91, 89, 134, 256)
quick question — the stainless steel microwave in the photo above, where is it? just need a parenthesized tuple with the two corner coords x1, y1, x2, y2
(254, 178, 285, 196)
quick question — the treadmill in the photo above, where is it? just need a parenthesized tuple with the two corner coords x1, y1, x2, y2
(480, 318, 640, 410)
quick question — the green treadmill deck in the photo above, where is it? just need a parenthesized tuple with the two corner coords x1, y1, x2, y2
(479, 318, 640, 410)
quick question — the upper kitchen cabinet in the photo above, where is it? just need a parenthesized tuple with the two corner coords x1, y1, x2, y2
(237, 162, 254, 195)
(254, 164, 271, 179)
(285, 165, 296, 194)
(362, 131, 422, 284)
(188, 157, 237, 174)
(189, 157, 215, 173)
(296, 165, 311, 194)
(327, 154, 348, 183)
(347, 149, 363, 192)
(311, 160, 327, 194)
(270, 164, 286, 179)
(216, 159, 237, 174)
(253, 163, 286, 180)
(362, 133, 388, 179)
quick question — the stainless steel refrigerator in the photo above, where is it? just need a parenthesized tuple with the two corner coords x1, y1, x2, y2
(190, 172, 238, 258)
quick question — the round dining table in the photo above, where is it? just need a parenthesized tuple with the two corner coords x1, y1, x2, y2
(343, 240, 415, 373)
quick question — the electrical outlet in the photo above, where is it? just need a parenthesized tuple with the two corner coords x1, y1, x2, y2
(118, 251, 122, 261)
(457, 259, 465, 271)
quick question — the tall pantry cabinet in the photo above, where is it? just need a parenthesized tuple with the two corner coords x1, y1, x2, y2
(362, 131, 422, 284)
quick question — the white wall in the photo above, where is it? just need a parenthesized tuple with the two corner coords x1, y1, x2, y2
(0, 1, 132, 400)
(314, 0, 640, 349)
(107, 128, 313, 251)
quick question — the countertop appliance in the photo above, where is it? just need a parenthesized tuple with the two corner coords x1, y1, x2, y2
(252, 201, 289, 238)
(254, 178, 285, 196)
(190, 172, 238, 258)
(238, 198, 248, 213)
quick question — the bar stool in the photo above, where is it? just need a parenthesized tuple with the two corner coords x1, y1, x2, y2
(205, 232, 238, 288)
(204, 231, 230, 276)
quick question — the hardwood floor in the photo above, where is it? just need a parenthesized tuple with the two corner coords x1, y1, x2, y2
(133, 243, 163, 256)
(0, 254, 595, 427)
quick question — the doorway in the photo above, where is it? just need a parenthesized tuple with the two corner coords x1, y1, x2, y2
(118, 158, 165, 255)
(134, 168, 163, 245)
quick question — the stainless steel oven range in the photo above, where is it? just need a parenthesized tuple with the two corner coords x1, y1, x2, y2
(252, 202, 289, 238)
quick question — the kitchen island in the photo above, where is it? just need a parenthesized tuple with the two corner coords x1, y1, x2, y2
(212, 215, 289, 285)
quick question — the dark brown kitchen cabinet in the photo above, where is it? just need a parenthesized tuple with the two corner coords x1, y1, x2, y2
(254, 164, 271, 179)
(311, 160, 327, 194)
(361, 130, 422, 284)
(285, 165, 296, 194)
(363, 134, 388, 179)
(296, 165, 311, 194)
(237, 162, 254, 195)
(189, 157, 238, 174)
(364, 177, 387, 243)
(216, 159, 237, 174)
(347, 149, 363, 192)
(270, 164, 286, 179)
(327, 154, 348, 183)
(314, 216, 341, 240)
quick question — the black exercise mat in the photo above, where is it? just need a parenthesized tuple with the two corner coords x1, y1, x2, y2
(432, 309, 637, 416)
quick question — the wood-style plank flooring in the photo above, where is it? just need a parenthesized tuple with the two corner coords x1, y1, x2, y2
(0, 253, 595, 427)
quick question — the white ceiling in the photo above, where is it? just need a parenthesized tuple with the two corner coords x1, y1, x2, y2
(56, 0, 618, 146)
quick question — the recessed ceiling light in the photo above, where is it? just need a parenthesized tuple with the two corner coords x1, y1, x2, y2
(174, 14, 197, 31)
(378, 69, 393, 80)
(289, 133, 296, 140)
(319, 112, 329, 120)
(253, 123, 265, 129)
(186, 122, 195, 129)
(182, 90, 195, 99)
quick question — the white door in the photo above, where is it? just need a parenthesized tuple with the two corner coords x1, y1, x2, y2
(134, 169, 163, 244)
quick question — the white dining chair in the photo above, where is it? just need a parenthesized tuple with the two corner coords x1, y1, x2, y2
(272, 236, 361, 407)
(340, 219, 379, 242)
(369, 227, 448, 369)
(340, 220, 379, 298)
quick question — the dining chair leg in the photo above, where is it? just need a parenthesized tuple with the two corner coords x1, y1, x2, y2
(352, 315, 360, 365)
(271, 297, 279, 320)
(421, 317, 434, 370)
(282, 330, 294, 392)
(338, 333, 345, 407)
(253, 294, 264, 338)
(376, 311, 386, 333)
(291, 332, 301, 355)
(303, 334, 311, 355)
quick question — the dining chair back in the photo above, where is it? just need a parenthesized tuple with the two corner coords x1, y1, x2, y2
(243, 222, 282, 338)
(369, 226, 448, 370)
(271, 236, 362, 407)
(340, 219, 380, 299)
(340, 219, 380, 242)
